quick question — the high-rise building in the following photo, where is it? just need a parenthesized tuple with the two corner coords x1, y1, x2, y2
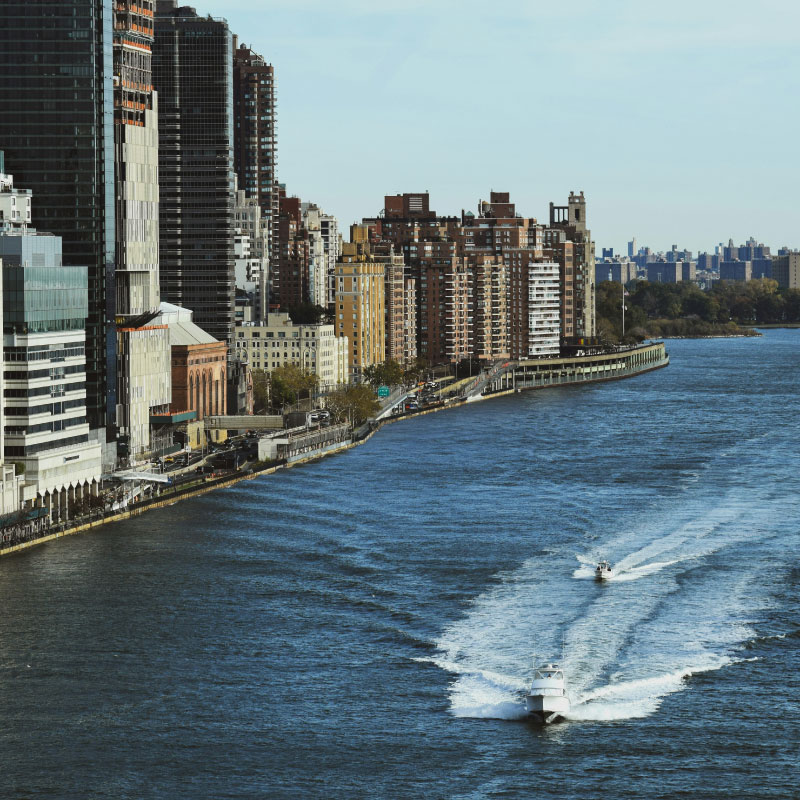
(383, 246, 408, 364)
(273, 193, 310, 309)
(335, 242, 386, 382)
(113, 0, 171, 464)
(549, 192, 596, 340)
(507, 250, 560, 358)
(113, 0, 159, 316)
(767, 253, 799, 288)
(153, 1, 235, 345)
(646, 262, 684, 283)
(234, 177, 269, 320)
(233, 41, 278, 285)
(463, 192, 540, 360)
(469, 254, 509, 361)
(302, 203, 329, 309)
(0, 1, 117, 440)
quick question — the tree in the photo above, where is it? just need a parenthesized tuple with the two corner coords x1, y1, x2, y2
(287, 303, 330, 325)
(269, 364, 318, 411)
(363, 360, 405, 388)
(325, 384, 380, 426)
(402, 356, 428, 385)
(454, 356, 482, 379)
(783, 289, 800, 323)
(251, 368, 270, 413)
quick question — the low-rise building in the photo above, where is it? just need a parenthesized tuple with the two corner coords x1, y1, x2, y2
(235, 312, 348, 392)
(154, 302, 228, 421)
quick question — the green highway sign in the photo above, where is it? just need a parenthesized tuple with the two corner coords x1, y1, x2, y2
(377, 385, 390, 398)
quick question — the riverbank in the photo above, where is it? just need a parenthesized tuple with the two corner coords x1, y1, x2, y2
(0, 342, 668, 559)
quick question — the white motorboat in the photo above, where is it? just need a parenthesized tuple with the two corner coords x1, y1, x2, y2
(595, 560, 613, 581)
(525, 662, 570, 724)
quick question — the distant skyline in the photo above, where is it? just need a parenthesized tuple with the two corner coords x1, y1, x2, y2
(211, 0, 799, 254)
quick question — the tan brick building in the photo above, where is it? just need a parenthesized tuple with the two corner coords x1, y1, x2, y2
(335, 242, 386, 382)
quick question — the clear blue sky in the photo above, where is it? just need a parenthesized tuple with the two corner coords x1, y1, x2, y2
(213, 0, 799, 254)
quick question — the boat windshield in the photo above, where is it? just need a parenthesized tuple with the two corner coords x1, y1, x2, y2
(535, 669, 563, 680)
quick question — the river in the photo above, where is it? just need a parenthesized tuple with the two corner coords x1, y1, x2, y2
(1, 331, 798, 799)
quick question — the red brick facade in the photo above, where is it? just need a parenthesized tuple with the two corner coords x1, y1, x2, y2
(170, 341, 228, 420)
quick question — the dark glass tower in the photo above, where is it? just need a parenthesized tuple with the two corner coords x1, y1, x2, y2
(0, 1, 116, 435)
(153, 1, 235, 345)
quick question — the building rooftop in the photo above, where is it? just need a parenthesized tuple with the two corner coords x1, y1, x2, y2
(155, 302, 219, 346)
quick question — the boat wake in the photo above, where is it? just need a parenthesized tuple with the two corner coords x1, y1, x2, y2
(430, 440, 798, 723)
(414, 656, 528, 720)
(572, 558, 682, 582)
(566, 657, 747, 721)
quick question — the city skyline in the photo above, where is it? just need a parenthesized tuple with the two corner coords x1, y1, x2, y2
(210, 0, 800, 253)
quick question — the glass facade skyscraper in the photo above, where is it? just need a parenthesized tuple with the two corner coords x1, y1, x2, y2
(0, 1, 116, 435)
(153, 1, 236, 346)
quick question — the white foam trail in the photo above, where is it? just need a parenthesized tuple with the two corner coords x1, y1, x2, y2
(413, 656, 530, 720)
(429, 441, 800, 724)
(572, 564, 596, 580)
(568, 655, 760, 721)
(573, 558, 683, 582)
(610, 559, 682, 581)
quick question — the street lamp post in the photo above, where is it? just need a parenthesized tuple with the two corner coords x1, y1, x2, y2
(621, 283, 626, 339)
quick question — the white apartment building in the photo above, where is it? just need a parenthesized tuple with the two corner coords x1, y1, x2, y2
(235, 312, 349, 391)
(116, 319, 171, 464)
(114, 95, 172, 466)
(528, 261, 561, 357)
(320, 214, 340, 308)
(1, 164, 101, 519)
(234, 180, 269, 320)
(301, 203, 328, 308)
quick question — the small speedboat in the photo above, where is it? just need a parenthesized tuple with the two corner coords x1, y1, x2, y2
(595, 560, 613, 581)
(525, 662, 570, 724)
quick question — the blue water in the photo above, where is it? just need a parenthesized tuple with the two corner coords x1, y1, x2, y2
(1, 332, 799, 799)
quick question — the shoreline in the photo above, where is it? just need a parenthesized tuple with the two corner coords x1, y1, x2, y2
(0, 343, 668, 559)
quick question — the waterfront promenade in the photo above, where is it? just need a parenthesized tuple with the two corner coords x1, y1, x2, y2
(0, 342, 668, 558)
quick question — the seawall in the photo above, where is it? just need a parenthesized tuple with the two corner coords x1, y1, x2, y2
(1, 342, 667, 558)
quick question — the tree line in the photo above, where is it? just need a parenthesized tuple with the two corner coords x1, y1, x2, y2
(597, 278, 800, 341)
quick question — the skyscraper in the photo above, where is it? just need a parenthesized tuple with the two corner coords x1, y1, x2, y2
(153, 1, 236, 345)
(233, 39, 278, 301)
(113, 0, 171, 463)
(113, 0, 159, 316)
(0, 1, 116, 439)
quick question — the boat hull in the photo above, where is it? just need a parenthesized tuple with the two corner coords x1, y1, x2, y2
(525, 694, 570, 723)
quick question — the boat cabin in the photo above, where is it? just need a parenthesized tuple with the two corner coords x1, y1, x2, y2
(530, 663, 566, 696)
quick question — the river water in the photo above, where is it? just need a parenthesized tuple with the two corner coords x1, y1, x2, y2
(1, 332, 799, 799)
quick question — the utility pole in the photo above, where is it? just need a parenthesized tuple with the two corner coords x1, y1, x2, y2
(622, 283, 626, 339)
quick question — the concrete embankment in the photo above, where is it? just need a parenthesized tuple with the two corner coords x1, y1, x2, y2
(0, 430, 380, 558)
(1, 342, 667, 558)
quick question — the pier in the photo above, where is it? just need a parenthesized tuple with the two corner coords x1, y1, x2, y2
(471, 341, 669, 399)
